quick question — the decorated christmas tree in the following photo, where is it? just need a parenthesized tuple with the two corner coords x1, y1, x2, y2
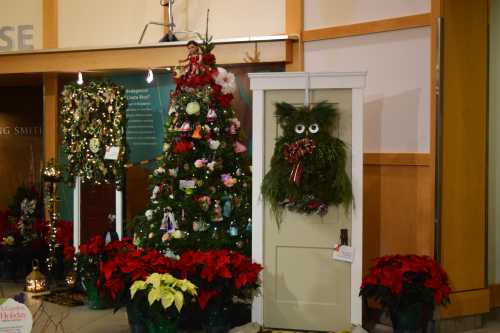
(132, 35, 252, 255)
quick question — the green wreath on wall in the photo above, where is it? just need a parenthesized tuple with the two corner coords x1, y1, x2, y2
(261, 102, 352, 225)
(60, 81, 128, 189)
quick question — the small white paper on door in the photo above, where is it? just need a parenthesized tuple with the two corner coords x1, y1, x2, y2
(104, 146, 120, 160)
(333, 244, 355, 263)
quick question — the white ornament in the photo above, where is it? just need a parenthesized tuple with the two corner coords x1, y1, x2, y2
(145, 209, 153, 221)
(207, 161, 216, 171)
(208, 139, 220, 150)
(154, 167, 165, 176)
(151, 186, 160, 200)
(186, 101, 201, 115)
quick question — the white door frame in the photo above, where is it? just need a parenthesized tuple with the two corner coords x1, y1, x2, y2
(249, 72, 366, 326)
(73, 176, 124, 251)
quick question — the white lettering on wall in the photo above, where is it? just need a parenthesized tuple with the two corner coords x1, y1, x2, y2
(0, 25, 34, 51)
(0, 126, 42, 136)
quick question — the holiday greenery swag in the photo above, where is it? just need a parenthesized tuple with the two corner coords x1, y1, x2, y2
(360, 255, 451, 315)
(60, 81, 128, 189)
(132, 38, 252, 254)
(261, 102, 352, 223)
(0, 185, 44, 248)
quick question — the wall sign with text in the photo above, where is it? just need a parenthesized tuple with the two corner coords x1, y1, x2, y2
(0, 25, 34, 51)
(0, 126, 42, 136)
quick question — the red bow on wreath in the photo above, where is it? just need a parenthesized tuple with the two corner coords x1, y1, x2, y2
(283, 138, 316, 186)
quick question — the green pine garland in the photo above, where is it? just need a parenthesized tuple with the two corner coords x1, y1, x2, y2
(60, 81, 128, 189)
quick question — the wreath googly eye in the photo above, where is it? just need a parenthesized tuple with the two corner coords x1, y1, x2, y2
(308, 123, 320, 134)
(294, 124, 306, 134)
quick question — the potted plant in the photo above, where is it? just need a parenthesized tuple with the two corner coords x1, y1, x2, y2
(130, 273, 197, 333)
(97, 239, 174, 332)
(175, 249, 263, 333)
(76, 235, 111, 309)
(360, 255, 451, 333)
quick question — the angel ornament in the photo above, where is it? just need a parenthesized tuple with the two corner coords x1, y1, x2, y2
(261, 102, 353, 225)
(178, 40, 201, 78)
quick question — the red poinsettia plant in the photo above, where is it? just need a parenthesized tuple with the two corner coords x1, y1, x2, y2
(96, 238, 175, 306)
(76, 235, 106, 281)
(360, 255, 451, 311)
(175, 249, 263, 310)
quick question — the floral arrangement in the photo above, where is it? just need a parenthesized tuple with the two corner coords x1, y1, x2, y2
(360, 255, 451, 311)
(0, 185, 45, 248)
(60, 81, 128, 189)
(261, 102, 352, 223)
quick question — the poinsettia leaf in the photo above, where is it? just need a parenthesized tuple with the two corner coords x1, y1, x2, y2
(146, 273, 162, 289)
(174, 290, 184, 312)
(130, 280, 146, 299)
(148, 288, 161, 305)
(160, 291, 175, 309)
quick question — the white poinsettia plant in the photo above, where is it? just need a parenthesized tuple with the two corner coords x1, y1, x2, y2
(130, 273, 198, 313)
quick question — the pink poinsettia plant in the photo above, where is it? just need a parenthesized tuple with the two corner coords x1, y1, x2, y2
(360, 255, 451, 311)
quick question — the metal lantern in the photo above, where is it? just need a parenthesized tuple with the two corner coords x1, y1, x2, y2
(25, 259, 48, 293)
(65, 270, 78, 289)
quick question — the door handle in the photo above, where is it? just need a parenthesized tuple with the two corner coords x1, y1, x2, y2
(340, 228, 348, 246)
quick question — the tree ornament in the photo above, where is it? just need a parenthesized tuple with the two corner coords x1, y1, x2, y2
(211, 200, 223, 222)
(208, 139, 220, 150)
(186, 101, 201, 115)
(233, 141, 247, 153)
(192, 124, 202, 139)
(206, 109, 217, 121)
(179, 121, 191, 132)
(228, 221, 239, 237)
(223, 199, 232, 217)
(221, 174, 237, 187)
(261, 102, 353, 224)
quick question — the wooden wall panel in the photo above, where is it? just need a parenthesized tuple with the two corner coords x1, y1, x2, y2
(285, 0, 304, 71)
(440, 0, 488, 292)
(0, 87, 43, 210)
(43, 73, 59, 162)
(43, 0, 58, 49)
(303, 14, 431, 41)
(363, 163, 434, 273)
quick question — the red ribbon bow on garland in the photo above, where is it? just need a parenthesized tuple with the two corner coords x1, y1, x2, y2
(283, 138, 316, 186)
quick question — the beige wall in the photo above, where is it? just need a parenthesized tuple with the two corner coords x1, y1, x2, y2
(57, 0, 285, 48)
(305, 28, 431, 153)
(0, 0, 43, 51)
(58, 0, 164, 48)
(181, 0, 284, 38)
(489, 0, 500, 285)
(304, 0, 430, 30)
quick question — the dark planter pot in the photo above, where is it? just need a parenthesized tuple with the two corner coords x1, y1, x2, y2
(204, 306, 230, 333)
(82, 279, 111, 310)
(145, 318, 178, 333)
(126, 304, 147, 333)
(390, 303, 431, 333)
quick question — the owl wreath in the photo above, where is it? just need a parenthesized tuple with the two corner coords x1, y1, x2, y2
(261, 101, 353, 224)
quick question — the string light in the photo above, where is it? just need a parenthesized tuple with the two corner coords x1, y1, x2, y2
(77, 72, 84, 85)
(146, 69, 154, 84)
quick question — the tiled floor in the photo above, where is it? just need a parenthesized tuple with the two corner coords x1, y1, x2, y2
(3, 281, 500, 333)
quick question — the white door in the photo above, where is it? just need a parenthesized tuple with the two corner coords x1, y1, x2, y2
(262, 88, 353, 331)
